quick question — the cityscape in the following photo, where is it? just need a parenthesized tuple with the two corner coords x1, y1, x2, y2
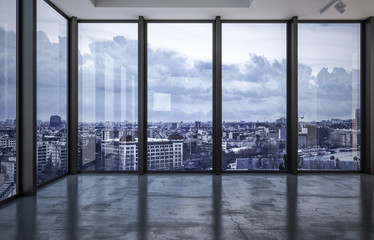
(77, 110, 361, 172)
(0, 109, 361, 200)
(0, 119, 16, 201)
(0, 115, 69, 201)
(36, 115, 68, 185)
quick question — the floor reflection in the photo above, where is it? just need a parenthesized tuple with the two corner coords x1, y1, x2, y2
(286, 174, 298, 240)
(360, 174, 374, 240)
(138, 175, 148, 240)
(66, 175, 78, 240)
(0, 174, 371, 239)
(16, 197, 37, 240)
(212, 175, 222, 240)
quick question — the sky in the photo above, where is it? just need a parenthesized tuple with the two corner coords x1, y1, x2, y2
(36, 0, 68, 121)
(0, 0, 16, 121)
(37, 0, 67, 43)
(298, 23, 360, 121)
(222, 23, 286, 72)
(79, 23, 138, 55)
(0, 2, 361, 123)
(298, 23, 360, 76)
(0, 0, 16, 32)
(148, 23, 212, 68)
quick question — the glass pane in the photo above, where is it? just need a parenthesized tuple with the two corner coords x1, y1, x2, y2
(222, 24, 287, 171)
(147, 23, 213, 171)
(298, 24, 360, 171)
(0, 0, 17, 200)
(78, 23, 138, 171)
(37, 0, 68, 184)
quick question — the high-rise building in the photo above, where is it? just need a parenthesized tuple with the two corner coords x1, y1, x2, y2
(355, 108, 361, 129)
(50, 115, 62, 128)
(276, 117, 286, 125)
(171, 122, 178, 130)
(37, 143, 48, 180)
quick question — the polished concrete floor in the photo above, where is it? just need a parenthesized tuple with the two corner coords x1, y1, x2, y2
(0, 174, 373, 240)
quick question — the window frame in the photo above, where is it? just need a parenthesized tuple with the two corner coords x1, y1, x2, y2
(76, 20, 139, 173)
(220, 21, 288, 173)
(297, 20, 363, 173)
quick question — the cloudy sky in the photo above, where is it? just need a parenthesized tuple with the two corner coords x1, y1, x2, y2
(0, 0, 16, 121)
(36, 0, 68, 121)
(298, 23, 360, 122)
(0, 1, 361, 123)
(77, 22, 359, 123)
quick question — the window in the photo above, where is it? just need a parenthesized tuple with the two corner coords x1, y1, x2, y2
(222, 23, 287, 171)
(37, 0, 68, 184)
(78, 23, 138, 171)
(298, 23, 361, 171)
(147, 23, 213, 171)
(0, 0, 17, 201)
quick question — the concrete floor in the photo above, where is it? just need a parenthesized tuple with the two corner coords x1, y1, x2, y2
(0, 174, 373, 240)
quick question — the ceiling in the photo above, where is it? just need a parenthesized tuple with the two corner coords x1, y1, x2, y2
(49, 0, 374, 20)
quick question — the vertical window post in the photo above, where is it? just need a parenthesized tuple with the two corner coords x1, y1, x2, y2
(68, 16, 78, 174)
(287, 16, 298, 175)
(362, 17, 374, 175)
(19, 0, 37, 195)
(213, 16, 222, 174)
(138, 16, 147, 175)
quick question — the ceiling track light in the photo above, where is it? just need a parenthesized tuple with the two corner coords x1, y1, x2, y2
(320, 0, 347, 15)
(334, 1, 347, 14)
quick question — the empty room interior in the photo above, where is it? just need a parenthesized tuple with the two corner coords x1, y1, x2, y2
(1, 0, 374, 239)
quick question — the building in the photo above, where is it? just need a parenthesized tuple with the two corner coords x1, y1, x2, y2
(0, 155, 16, 184)
(36, 141, 67, 184)
(101, 136, 183, 171)
(195, 121, 201, 129)
(0, 136, 16, 149)
(355, 108, 361, 130)
(50, 115, 62, 128)
(276, 117, 286, 125)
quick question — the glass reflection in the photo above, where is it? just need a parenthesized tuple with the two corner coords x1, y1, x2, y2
(78, 23, 138, 171)
(0, 0, 17, 200)
(36, 0, 68, 184)
(147, 23, 213, 171)
(222, 23, 287, 171)
(298, 24, 360, 171)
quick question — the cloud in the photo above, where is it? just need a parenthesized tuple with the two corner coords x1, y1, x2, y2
(78, 35, 138, 123)
(0, 27, 361, 123)
(37, 31, 68, 121)
(0, 28, 17, 120)
(222, 55, 287, 122)
(298, 65, 360, 121)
